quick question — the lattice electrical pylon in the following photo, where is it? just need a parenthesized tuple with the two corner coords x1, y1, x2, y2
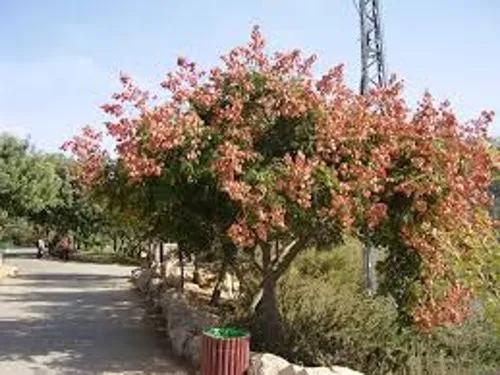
(358, 0, 387, 294)
(359, 0, 387, 95)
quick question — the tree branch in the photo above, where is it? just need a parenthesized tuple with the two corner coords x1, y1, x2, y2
(271, 239, 298, 270)
(249, 237, 309, 314)
(271, 238, 307, 280)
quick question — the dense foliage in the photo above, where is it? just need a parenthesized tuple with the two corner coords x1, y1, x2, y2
(64, 27, 497, 339)
(276, 243, 499, 375)
(0, 134, 105, 249)
(0, 135, 62, 217)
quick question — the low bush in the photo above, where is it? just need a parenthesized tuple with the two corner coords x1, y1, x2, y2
(259, 240, 499, 374)
(0, 216, 37, 247)
(0, 240, 11, 250)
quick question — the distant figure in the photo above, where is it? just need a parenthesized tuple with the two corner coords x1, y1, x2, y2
(36, 239, 46, 259)
(60, 237, 71, 261)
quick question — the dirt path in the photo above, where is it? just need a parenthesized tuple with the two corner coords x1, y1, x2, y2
(0, 256, 189, 374)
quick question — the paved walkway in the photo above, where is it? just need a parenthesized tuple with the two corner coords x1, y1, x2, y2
(0, 255, 189, 375)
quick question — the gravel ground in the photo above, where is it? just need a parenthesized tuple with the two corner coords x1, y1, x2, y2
(0, 254, 189, 375)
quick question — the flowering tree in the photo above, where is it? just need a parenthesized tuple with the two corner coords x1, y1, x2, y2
(64, 27, 497, 339)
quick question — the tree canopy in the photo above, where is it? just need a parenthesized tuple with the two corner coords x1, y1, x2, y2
(0, 133, 107, 248)
(0, 134, 63, 216)
(64, 27, 498, 334)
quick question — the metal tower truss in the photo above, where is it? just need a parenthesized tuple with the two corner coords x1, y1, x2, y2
(359, 0, 387, 94)
(358, 0, 387, 294)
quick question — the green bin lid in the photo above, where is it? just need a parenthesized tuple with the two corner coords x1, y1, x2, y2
(203, 327, 249, 339)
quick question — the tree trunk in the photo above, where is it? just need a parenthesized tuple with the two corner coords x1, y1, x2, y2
(210, 260, 228, 306)
(250, 239, 305, 314)
(159, 242, 165, 278)
(256, 243, 284, 349)
(231, 263, 248, 297)
(178, 246, 185, 292)
(193, 255, 201, 285)
(118, 235, 125, 253)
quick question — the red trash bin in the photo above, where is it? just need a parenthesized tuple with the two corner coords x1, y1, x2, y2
(201, 327, 250, 375)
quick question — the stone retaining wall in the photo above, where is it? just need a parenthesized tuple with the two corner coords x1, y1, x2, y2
(131, 268, 363, 375)
(250, 353, 363, 375)
(132, 267, 219, 367)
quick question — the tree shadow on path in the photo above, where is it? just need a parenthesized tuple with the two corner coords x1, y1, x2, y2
(0, 262, 189, 374)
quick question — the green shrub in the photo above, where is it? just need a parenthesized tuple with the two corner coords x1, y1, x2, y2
(0, 216, 37, 247)
(0, 240, 11, 250)
(273, 240, 500, 374)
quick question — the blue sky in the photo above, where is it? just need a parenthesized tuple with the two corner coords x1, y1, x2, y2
(0, 0, 499, 152)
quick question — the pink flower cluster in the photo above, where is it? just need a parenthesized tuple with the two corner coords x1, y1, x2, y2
(61, 126, 106, 185)
(64, 27, 495, 330)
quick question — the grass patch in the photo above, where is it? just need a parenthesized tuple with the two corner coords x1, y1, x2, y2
(72, 250, 140, 266)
